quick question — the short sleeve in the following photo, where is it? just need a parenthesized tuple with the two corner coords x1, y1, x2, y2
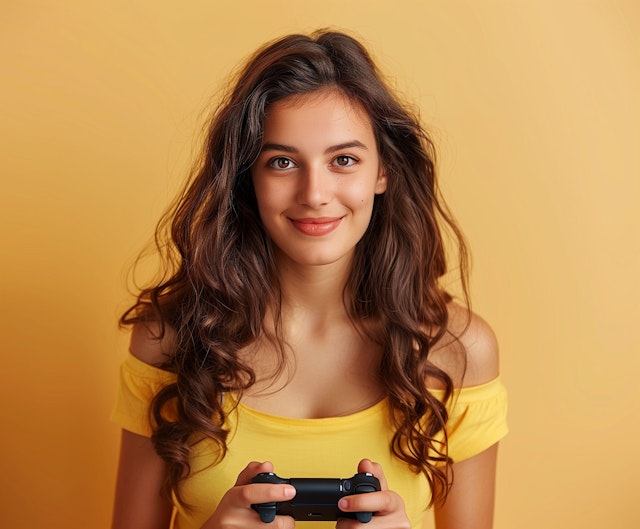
(433, 377, 508, 463)
(110, 353, 176, 437)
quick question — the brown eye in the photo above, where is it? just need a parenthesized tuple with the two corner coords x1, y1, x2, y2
(333, 155, 357, 167)
(269, 157, 295, 170)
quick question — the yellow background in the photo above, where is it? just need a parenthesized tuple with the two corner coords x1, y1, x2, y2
(1, 1, 638, 528)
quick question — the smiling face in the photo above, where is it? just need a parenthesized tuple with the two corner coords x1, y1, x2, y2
(250, 89, 387, 270)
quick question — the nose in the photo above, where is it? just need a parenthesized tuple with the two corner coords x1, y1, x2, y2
(296, 164, 332, 207)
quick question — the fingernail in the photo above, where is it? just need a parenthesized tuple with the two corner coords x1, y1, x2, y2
(338, 499, 348, 509)
(284, 486, 296, 498)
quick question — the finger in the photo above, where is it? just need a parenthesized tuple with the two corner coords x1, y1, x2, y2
(234, 461, 275, 486)
(208, 494, 296, 529)
(207, 470, 296, 529)
(271, 515, 296, 529)
(232, 482, 296, 507)
(262, 514, 296, 529)
(357, 458, 388, 490)
(338, 489, 402, 517)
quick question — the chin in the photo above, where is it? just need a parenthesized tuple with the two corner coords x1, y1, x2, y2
(276, 248, 354, 269)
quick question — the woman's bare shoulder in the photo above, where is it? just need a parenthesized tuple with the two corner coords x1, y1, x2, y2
(129, 321, 176, 366)
(429, 302, 500, 388)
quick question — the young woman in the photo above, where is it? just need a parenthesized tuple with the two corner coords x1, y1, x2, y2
(111, 30, 508, 529)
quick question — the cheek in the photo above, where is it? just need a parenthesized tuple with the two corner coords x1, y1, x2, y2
(343, 182, 377, 209)
(253, 180, 283, 213)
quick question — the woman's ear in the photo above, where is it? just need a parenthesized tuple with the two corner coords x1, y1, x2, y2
(375, 167, 388, 195)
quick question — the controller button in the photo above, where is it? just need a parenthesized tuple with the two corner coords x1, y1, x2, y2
(344, 480, 351, 492)
(355, 484, 376, 494)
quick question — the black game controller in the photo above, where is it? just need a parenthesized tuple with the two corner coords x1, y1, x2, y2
(251, 472, 380, 523)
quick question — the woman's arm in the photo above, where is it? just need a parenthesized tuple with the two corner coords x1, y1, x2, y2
(112, 429, 173, 529)
(433, 443, 499, 529)
(432, 305, 502, 528)
(112, 322, 174, 529)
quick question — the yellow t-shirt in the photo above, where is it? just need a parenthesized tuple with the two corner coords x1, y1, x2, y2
(111, 354, 508, 529)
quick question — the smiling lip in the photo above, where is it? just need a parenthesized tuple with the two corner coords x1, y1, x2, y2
(289, 217, 343, 236)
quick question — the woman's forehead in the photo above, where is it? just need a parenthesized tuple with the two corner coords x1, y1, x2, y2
(262, 89, 375, 146)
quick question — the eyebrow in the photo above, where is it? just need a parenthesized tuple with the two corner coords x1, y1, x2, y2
(260, 140, 369, 155)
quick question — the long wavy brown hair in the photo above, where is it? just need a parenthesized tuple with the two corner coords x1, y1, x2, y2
(121, 29, 470, 507)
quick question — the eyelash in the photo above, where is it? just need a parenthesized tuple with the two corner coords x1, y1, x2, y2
(267, 155, 359, 170)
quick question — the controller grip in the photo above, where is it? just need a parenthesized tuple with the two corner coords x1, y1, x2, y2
(251, 472, 380, 524)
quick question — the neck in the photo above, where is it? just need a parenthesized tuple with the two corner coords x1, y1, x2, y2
(275, 253, 353, 323)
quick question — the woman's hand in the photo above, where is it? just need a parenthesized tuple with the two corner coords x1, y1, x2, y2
(336, 459, 411, 529)
(200, 461, 296, 529)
